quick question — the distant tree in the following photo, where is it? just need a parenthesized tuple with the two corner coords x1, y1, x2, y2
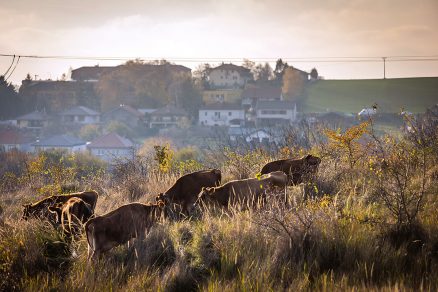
(310, 68, 319, 80)
(282, 67, 306, 101)
(178, 78, 202, 119)
(193, 63, 211, 89)
(253, 62, 273, 83)
(242, 59, 256, 81)
(79, 124, 101, 141)
(0, 75, 21, 119)
(273, 58, 289, 84)
(105, 121, 134, 139)
(96, 61, 186, 111)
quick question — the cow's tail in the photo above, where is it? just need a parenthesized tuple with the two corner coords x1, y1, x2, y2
(85, 220, 95, 261)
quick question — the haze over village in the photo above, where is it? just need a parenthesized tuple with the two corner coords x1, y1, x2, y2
(1, 1, 438, 291)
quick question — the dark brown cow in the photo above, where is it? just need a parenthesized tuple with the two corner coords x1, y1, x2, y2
(48, 197, 93, 238)
(22, 190, 98, 223)
(155, 169, 221, 215)
(196, 171, 287, 208)
(85, 201, 167, 261)
(260, 154, 321, 185)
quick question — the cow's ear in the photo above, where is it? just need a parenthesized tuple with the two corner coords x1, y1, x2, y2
(305, 154, 312, 160)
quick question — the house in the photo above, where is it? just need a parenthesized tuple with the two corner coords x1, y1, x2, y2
(358, 108, 377, 119)
(288, 66, 310, 81)
(242, 86, 283, 103)
(71, 66, 115, 82)
(102, 104, 145, 128)
(202, 89, 243, 105)
(15, 110, 50, 133)
(241, 86, 284, 117)
(0, 128, 35, 152)
(255, 100, 297, 127)
(87, 132, 135, 162)
(71, 63, 191, 82)
(148, 104, 189, 128)
(32, 134, 86, 153)
(59, 106, 100, 125)
(199, 103, 244, 127)
(19, 79, 98, 113)
(207, 64, 252, 89)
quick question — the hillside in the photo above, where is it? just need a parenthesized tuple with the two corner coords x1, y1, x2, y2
(304, 77, 438, 113)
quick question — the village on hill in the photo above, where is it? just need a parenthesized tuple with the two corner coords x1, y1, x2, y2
(1, 59, 437, 160)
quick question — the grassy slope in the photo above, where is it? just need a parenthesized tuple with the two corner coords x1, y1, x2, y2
(304, 77, 438, 113)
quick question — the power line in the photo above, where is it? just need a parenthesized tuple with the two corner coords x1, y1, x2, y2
(5, 56, 20, 81)
(0, 53, 437, 63)
(2, 55, 15, 77)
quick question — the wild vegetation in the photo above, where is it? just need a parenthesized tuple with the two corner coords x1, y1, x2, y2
(0, 112, 437, 291)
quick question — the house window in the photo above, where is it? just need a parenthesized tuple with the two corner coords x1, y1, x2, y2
(78, 115, 85, 122)
(214, 112, 220, 118)
(204, 112, 207, 116)
(233, 76, 238, 80)
(228, 112, 232, 116)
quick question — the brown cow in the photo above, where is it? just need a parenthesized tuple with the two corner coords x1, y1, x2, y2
(155, 169, 221, 216)
(196, 171, 287, 209)
(48, 197, 93, 238)
(260, 154, 321, 185)
(22, 190, 98, 224)
(85, 201, 167, 261)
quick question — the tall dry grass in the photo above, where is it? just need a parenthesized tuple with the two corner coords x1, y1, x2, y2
(1, 116, 438, 291)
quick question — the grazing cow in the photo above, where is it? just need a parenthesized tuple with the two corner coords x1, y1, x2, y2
(155, 169, 221, 216)
(85, 201, 167, 261)
(196, 171, 287, 209)
(260, 154, 321, 185)
(48, 197, 93, 238)
(22, 190, 99, 224)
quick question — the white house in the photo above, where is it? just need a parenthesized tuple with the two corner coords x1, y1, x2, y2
(199, 103, 244, 127)
(88, 132, 135, 162)
(0, 128, 34, 152)
(32, 134, 86, 153)
(207, 64, 252, 89)
(255, 100, 297, 127)
(148, 104, 189, 128)
(59, 106, 100, 125)
(358, 108, 377, 117)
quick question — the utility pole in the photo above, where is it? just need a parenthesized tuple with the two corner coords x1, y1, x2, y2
(382, 57, 387, 79)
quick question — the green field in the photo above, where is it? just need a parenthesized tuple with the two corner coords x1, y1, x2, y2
(304, 77, 438, 113)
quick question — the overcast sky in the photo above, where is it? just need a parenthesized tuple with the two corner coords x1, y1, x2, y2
(1, 0, 437, 84)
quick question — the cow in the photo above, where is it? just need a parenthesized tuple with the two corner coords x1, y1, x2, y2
(155, 169, 221, 216)
(85, 201, 167, 261)
(196, 171, 288, 209)
(48, 197, 94, 238)
(22, 190, 99, 224)
(260, 154, 321, 185)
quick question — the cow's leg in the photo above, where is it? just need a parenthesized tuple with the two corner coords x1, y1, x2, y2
(87, 245, 94, 262)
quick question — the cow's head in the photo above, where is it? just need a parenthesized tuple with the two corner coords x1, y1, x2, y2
(47, 205, 63, 225)
(196, 187, 215, 204)
(155, 193, 170, 205)
(21, 204, 33, 220)
(304, 154, 321, 166)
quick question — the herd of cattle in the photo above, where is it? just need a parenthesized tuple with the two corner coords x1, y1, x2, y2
(20, 154, 321, 261)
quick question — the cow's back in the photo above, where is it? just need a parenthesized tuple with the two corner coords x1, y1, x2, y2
(167, 169, 221, 202)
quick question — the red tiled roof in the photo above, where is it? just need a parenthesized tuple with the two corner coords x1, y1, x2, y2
(0, 129, 34, 144)
(104, 104, 144, 118)
(71, 66, 115, 81)
(242, 86, 282, 100)
(88, 132, 134, 149)
(210, 63, 252, 77)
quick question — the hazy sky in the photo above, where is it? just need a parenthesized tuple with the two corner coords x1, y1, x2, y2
(1, 0, 437, 84)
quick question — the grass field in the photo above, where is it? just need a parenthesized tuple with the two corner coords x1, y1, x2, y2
(304, 77, 438, 113)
